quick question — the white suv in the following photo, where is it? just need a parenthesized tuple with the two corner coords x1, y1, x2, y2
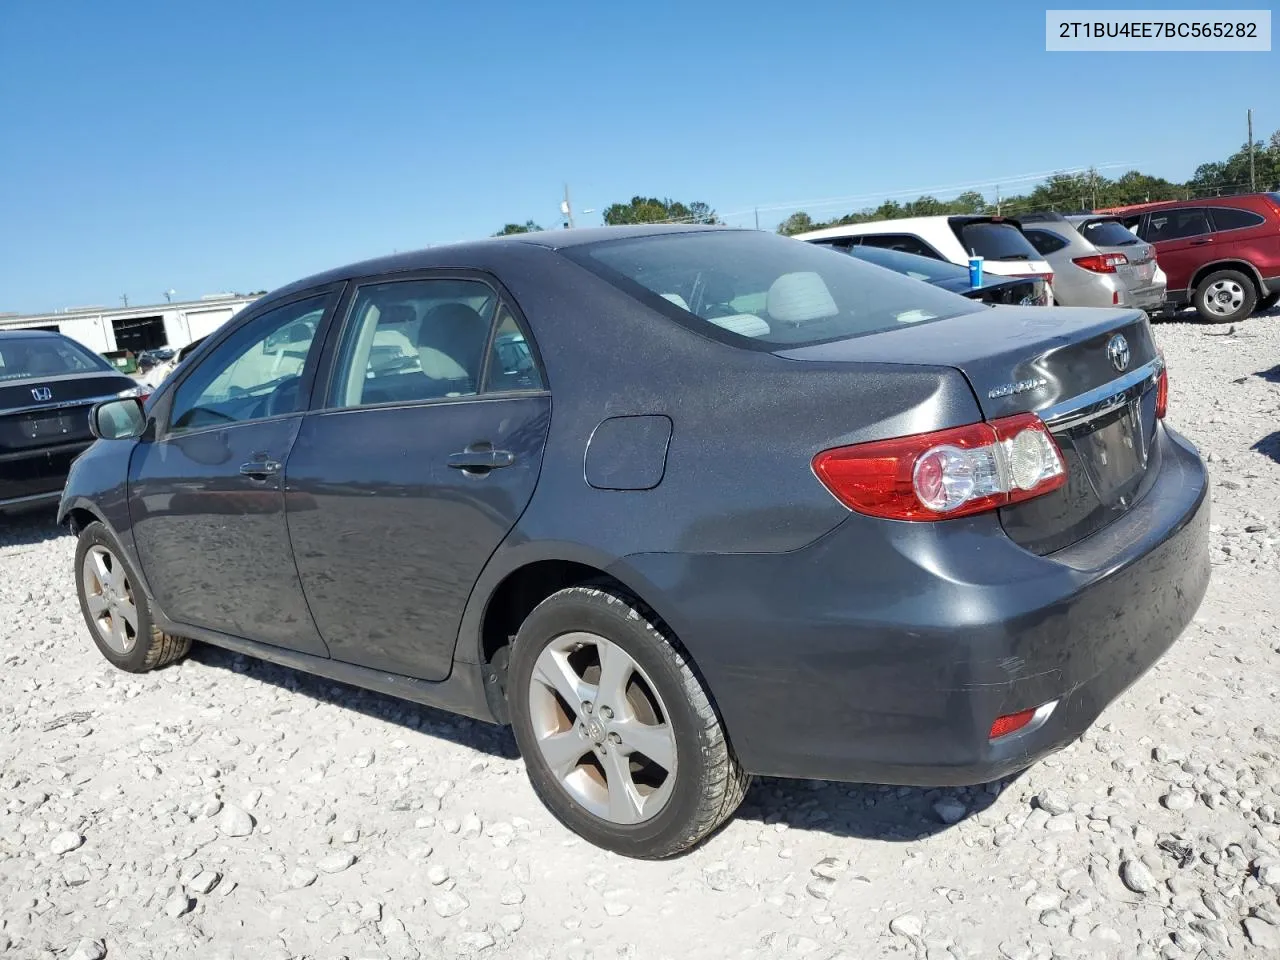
(797, 215, 1055, 303)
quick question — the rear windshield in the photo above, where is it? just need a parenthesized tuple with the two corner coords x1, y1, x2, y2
(565, 230, 983, 349)
(1078, 218, 1140, 247)
(951, 220, 1040, 261)
(0, 336, 111, 381)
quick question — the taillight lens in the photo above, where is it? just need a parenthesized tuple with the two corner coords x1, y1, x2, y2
(812, 413, 1067, 521)
(1156, 359, 1168, 420)
(1072, 253, 1128, 273)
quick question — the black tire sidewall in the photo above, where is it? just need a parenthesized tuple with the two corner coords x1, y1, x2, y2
(508, 589, 716, 858)
(1195, 269, 1257, 323)
(74, 521, 157, 672)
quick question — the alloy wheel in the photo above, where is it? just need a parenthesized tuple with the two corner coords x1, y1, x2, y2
(527, 631, 678, 825)
(81, 544, 139, 655)
(1204, 279, 1245, 317)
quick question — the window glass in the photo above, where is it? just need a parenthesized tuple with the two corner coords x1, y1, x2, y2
(1077, 219, 1140, 247)
(330, 278, 500, 408)
(952, 221, 1040, 261)
(0, 336, 111, 381)
(484, 303, 545, 392)
(856, 233, 942, 259)
(845, 244, 969, 283)
(1024, 229, 1069, 256)
(169, 295, 327, 432)
(566, 230, 982, 350)
(1209, 207, 1266, 231)
(1143, 209, 1211, 242)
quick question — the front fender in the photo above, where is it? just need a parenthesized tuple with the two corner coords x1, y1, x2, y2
(57, 439, 148, 595)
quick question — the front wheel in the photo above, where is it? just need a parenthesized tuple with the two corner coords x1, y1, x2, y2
(508, 585, 749, 858)
(74, 521, 190, 672)
(1193, 269, 1257, 323)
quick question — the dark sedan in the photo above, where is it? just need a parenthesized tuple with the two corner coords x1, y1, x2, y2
(60, 226, 1209, 858)
(0, 330, 146, 513)
(837, 242, 1052, 306)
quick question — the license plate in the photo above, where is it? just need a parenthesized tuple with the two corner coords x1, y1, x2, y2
(22, 414, 71, 439)
(1076, 404, 1146, 502)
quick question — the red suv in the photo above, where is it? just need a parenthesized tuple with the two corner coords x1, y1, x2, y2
(1103, 193, 1280, 323)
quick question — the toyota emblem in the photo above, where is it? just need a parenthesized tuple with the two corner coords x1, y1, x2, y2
(1106, 334, 1130, 373)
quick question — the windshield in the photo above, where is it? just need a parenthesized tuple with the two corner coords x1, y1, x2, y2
(566, 230, 983, 349)
(1077, 218, 1140, 247)
(844, 244, 968, 283)
(952, 220, 1041, 261)
(0, 335, 111, 381)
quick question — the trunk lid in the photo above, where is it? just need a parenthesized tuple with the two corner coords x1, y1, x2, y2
(0, 372, 135, 454)
(776, 306, 1162, 554)
(1074, 217, 1160, 290)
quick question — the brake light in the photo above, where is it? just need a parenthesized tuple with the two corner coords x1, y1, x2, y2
(1072, 253, 1128, 273)
(812, 413, 1067, 521)
(1156, 356, 1168, 419)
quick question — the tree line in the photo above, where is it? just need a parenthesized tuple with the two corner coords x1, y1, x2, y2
(493, 130, 1280, 238)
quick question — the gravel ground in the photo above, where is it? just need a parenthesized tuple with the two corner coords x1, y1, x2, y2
(2, 307, 1279, 960)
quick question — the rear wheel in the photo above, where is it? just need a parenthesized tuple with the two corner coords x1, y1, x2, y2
(74, 521, 190, 672)
(508, 585, 748, 858)
(1193, 269, 1257, 323)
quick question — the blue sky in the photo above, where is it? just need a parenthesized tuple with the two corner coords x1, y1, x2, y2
(1, 0, 1275, 314)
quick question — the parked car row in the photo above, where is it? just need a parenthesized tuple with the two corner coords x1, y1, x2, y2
(56, 225, 1208, 859)
(795, 191, 1280, 323)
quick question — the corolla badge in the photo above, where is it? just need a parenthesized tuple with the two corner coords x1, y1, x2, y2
(1107, 334, 1130, 373)
(988, 376, 1048, 400)
(31, 386, 53, 401)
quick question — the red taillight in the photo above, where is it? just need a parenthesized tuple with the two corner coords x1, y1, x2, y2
(812, 413, 1067, 521)
(1072, 253, 1128, 274)
(1156, 360, 1168, 420)
(989, 708, 1037, 740)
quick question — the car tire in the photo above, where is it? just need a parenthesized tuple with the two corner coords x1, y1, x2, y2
(1193, 269, 1257, 323)
(507, 584, 749, 858)
(74, 521, 190, 672)
(1258, 291, 1280, 312)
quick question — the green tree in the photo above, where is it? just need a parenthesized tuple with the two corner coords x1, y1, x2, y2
(602, 196, 719, 225)
(777, 211, 815, 235)
(493, 220, 543, 236)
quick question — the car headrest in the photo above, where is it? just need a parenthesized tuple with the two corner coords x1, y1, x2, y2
(378, 303, 417, 325)
(767, 272, 838, 324)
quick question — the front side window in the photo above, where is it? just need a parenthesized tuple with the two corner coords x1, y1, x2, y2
(328, 278, 543, 409)
(168, 295, 329, 433)
(0, 336, 111, 381)
(1143, 209, 1211, 242)
(566, 230, 983, 349)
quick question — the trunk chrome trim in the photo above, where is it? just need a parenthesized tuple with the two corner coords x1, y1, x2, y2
(1, 395, 119, 418)
(1038, 356, 1163, 431)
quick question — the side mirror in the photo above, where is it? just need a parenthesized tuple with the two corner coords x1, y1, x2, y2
(90, 398, 147, 440)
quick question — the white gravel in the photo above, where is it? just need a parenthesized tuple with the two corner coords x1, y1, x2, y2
(2, 307, 1279, 959)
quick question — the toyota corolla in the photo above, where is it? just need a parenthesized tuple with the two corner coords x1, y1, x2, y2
(60, 225, 1210, 858)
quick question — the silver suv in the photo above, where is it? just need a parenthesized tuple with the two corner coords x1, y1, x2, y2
(1019, 213, 1166, 311)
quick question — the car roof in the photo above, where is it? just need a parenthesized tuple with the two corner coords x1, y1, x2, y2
(268, 224, 742, 302)
(0, 328, 61, 339)
(1093, 193, 1277, 217)
(795, 215, 1015, 243)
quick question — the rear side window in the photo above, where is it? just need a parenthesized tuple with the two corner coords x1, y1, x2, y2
(1024, 229, 1069, 256)
(951, 221, 1040, 262)
(1143, 209, 1211, 242)
(1209, 207, 1267, 231)
(1078, 219, 1140, 247)
(566, 230, 982, 350)
(855, 233, 943, 259)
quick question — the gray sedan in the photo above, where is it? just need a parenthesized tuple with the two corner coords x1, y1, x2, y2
(1021, 212, 1167, 311)
(60, 226, 1208, 858)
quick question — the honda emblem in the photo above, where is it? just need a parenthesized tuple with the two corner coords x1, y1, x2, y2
(31, 386, 53, 401)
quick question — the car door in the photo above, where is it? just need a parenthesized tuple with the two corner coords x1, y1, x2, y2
(1138, 206, 1212, 295)
(128, 288, 341, 655)
(284, 274, 551, 681)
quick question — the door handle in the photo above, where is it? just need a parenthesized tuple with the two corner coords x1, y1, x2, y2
(239, 459, 282, 478)
(447, 446, 515, 473)
(1190, 238, 1213, 246)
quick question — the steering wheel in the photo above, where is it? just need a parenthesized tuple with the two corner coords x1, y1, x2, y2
(263, 375, 301, 417)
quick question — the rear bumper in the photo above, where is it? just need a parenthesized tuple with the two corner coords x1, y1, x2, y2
(0, 441, 92, 510)
(618, 425, 1209, 785)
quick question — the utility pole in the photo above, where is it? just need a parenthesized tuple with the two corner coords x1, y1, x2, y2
(120, 294, 128, 308)
(995, 184, 1001, 215)
(561, 183, 575, 229)
(754, 207, 759, 230)
(1248, 109, 1256, 192)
